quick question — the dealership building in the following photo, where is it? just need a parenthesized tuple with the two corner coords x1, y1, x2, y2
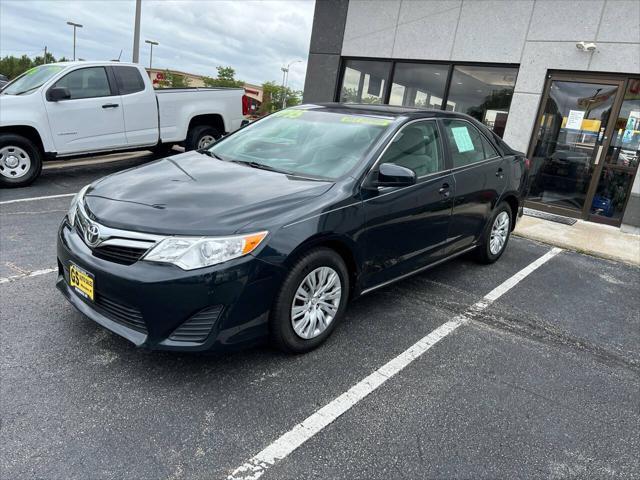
(303, 0, 640, 231)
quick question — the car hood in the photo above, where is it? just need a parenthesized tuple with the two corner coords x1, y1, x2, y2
(84, 151, 333, 235)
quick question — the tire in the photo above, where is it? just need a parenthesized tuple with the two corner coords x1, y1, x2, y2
(475, 202, 513, 264)
(0, 134, 43, 188)
(270, 248, 350, 353)
(185, 125, 220, 151)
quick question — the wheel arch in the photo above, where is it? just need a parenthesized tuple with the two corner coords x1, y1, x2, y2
(284, 234, 360, 299)
(0, 126, 46, 155)
(500, 193, 520, 231)
(187, 114, 225, 136)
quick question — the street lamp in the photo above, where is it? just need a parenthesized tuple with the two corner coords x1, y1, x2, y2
(145, 40, 159, 69)
(281, 60, 302, 109)
(66, 21, 83, 61)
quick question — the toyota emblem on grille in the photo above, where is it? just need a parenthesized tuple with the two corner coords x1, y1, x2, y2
(85, 223, 101, 246)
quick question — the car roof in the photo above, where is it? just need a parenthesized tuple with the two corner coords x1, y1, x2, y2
(303, 102, 475, 120)
(37, 61, 140, 69)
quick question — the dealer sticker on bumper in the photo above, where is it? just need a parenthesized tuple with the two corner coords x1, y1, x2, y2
(69, 264, 94, 301)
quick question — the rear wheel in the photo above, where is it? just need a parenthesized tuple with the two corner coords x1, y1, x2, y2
(185, 125, 220, 151)
(475, 202, 512, 264)
(270, 248, 349, 353)
(0, 134, 43, 188)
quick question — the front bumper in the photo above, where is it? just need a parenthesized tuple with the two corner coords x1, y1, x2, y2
(56, 221, 285, 352)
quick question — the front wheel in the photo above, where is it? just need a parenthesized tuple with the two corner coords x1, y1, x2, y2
(475, 202, 512, 264)
(270, 248, 350, 353)
(0, 134, 43, 188)
(185, 125, 221, 151)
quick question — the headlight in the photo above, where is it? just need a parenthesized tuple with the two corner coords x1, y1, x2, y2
(67, 184, 90, 227)
(143, 231, 268, 270)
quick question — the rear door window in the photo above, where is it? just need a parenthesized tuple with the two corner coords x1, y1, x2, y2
(442, 119, 499, 168)
(114, 66, 145, 95)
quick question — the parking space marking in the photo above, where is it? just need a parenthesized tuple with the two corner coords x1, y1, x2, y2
(0, 267, 57, 284)
(0, 193, 75, 205)
(228, 247, 563, 480)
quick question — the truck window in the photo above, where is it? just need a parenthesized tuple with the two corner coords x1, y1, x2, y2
(114, 66, 145, 95)
(52, 67, 112, 99)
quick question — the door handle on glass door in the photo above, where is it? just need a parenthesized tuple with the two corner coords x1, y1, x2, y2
(439, 183, 450, 198)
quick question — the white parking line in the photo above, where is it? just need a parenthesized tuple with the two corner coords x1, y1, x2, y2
(0, 267, 58, 284)
(228, 247, 563, 480)
(0, 193, 75, 205)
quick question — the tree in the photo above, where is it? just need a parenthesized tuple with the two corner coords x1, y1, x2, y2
(260, 81, 302, 114)
(0, 52, 70, 79)
(155, 69, 191, 88)
(202, 66, 244, 88)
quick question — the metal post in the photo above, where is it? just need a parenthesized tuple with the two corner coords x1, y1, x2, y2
(145, 40, 159, 70)
(132, 0, 142, 63)
(67, 22, 83, 61)
(282, 60, 302, 109)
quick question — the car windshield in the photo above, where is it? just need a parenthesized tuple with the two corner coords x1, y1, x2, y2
(2, 65, 65, 95)
(208, 108, 393, 180)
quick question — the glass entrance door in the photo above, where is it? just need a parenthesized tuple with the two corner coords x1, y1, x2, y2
(527, 75, 624, 218)
(587, 78, 640, 225)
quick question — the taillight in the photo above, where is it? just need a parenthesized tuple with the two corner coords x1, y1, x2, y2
(242, 95, 249, 116)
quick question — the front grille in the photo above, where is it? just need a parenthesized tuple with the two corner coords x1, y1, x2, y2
(94, 294, 147, 333)
(92, 244, 148, 265)
(169, 306, 223, 343)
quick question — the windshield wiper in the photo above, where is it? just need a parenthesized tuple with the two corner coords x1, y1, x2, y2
(15, 85, 42, 96)
(230, 160, 292, 175)
(200, 150, 225, 161)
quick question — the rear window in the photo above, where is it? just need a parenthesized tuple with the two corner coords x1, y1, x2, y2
(114, 66, 145, 95)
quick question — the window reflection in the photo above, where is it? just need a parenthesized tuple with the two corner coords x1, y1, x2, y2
(445, 66, 518, 137)
(340, 60, 390, 104)
(388, 63, 448, 108)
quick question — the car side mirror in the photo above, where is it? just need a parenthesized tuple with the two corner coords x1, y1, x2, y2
(374, 163, 417, 187)
(47, 87, 71, 102)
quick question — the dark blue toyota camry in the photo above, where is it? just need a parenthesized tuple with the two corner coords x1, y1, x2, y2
(57, 104, 528, 353)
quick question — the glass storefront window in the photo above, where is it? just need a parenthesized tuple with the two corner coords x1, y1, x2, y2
(388, 63, 448, 108)
(445, 65, 518, 137)
(339, 60, 391, 104)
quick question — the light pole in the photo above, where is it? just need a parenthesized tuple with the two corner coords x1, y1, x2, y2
(66, 21, 83, 61)
(281, 60, 302, 109)
(132, 0, 142, 63)
(145, 40, 159, 69)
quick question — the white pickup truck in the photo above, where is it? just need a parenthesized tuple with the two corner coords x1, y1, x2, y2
(0, 61, 245, 187)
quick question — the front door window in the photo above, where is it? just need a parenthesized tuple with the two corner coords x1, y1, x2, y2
(528, 80, 619, 214)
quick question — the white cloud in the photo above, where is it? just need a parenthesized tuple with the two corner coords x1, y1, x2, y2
(0, 0, 314, 90)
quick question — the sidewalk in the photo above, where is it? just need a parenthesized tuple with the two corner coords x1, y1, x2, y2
(514, 215, 640, 266)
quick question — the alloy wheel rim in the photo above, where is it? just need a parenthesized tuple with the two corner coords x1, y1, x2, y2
(489, 211, 510, 255)
(291, 266, 342, 340)
(197, 135, 215, 149)
(0, 145, 31, 179)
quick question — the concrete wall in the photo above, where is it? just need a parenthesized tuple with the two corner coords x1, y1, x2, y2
(302, 0, 350, 103)
(339, 0, 640, 152)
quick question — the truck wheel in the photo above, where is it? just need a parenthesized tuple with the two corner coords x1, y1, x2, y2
(0, 134, 43, 188)
(185, 125, 220, 151)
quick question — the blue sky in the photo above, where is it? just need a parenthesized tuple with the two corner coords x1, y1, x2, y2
(0, 0, 315, 90)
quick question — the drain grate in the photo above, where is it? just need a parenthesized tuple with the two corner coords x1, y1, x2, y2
(523, 208, 578, 226)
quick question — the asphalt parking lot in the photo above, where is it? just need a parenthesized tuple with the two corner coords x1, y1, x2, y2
(1, 157, 639, 480)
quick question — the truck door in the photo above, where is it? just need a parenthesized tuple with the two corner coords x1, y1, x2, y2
(111, 66, 159, 146)
(44, 66, 126, 154)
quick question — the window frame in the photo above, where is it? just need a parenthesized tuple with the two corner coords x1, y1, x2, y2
(336, 57, 519, 137)
(46, 66, 117, 102)
(438, 118, 502, 172)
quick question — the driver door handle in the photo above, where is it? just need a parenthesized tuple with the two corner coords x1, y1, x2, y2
(439, 182, 451, 198)
(496, 167, 504, 178)
(102, 103, 119, 109)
